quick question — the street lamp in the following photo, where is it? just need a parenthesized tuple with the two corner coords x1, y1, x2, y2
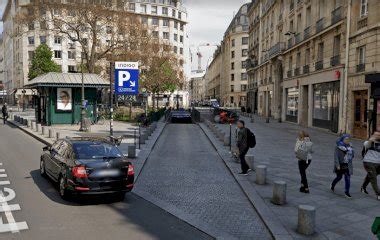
(79, 52, 89, 132)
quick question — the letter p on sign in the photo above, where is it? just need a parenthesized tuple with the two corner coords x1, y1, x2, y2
(118, 71, 131, 87)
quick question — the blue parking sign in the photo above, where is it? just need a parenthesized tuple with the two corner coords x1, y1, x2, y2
(115, 62, 139, 95)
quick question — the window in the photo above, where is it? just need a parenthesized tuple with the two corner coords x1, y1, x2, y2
(28, 22, 34, 31)
(82, 38, 88, 46)
(231, 62, 235, 70)
(231, 51, 235, 58)
(172, 9, 176, 17)
(317, 42, 324, 61)
(241, 73, 248, 80)
(174, 21, 178, 29)
(178, 11, 182, 19)
(106, 26, 112, 34)
(180, 23, 184, 31)
(68, 51, 76, 59)
(68, 9, 76, 17)
(180, 48, 183, 55)
(68, 65, 76, 73)
(152, 31, 159, 38)
(242, 61, 247, 69)
(360, 0, 368, 17)
(54, 36, 62, 45)
(54, 50, 62, 59)
(28, 51, 35, 60)
(163, 32, 169, 39)
(289, 20, 294, 32)
(174, 34, 178, 41)
(53, 8, 61, 16)
(333, 35, 341, 56)
(141, 4, 147, 13)
(40, 21, 47, 30)
(242, 49, 248, 57)
(306, 7, 311, 27)
(163, 19, 169, 27)
(241, 84, 247, 91)
(358, 46, 366, 64)
(230, 85, 235, 92)
(319, 0, 325, 19)
(230, 96, 234, 103)
(297, 13, 302, 32)
(305, 48, 310, 65)
(151, 6, 157, 14)
(152, 18, 159, 26)
(232, 39, 235, 47)
(141, 16, 148, 24)
(242, 37, 248, 45)
(28, 36, 35, 45)
(180, 35, 183, 43)
(231, 74, 235, 81)
(289, 56, 293, 69)
(296, 52, 301, 68)
(162, 7, 168, 16)
(173, 46, 178, 53)
(129, 3, 135, 11)
(40, 36, 46, 44)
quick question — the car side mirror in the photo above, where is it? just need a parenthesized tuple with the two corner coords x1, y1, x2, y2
(43, 146, 51, 152)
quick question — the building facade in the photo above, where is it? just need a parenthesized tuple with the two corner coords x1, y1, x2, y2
(246, 0, 379, 138)
(189, 71, 206, 103)
(1, 0, 188, 105)
(205, 47, 222, 101)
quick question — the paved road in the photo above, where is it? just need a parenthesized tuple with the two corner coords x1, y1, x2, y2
(0, 123, 211, 240)
(134, 124, 272, 240)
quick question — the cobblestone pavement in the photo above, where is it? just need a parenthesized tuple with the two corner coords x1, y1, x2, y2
(213, 114, 379, 240)
(133, 124, 272, 240)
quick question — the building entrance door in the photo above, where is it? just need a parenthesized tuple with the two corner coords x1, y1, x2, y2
(353, 90, 368, 139)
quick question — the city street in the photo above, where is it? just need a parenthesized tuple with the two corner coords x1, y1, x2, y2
(0, 123, 211, 240)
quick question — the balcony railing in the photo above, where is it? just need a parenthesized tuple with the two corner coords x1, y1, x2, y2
(278, 13, 283, 22)
(315, 60, 324, 71)
(294, 67, 300, 76)
(304, 27, 311, 40)
(356, 63, 365, 72)
(358, 17, 368, 30)
(288, 38, 294, 49)
(330, 55, 340, 67)
(245, 59, 258, 69)
(295, 33, 301, 44)
(290, 2, 294, 11)
(268, 42, 285, 58)
(303, 65, 310, 74)
(316, 18, 325, 33)
(287, 70, 293, 78)
(331, 6, 342, 25)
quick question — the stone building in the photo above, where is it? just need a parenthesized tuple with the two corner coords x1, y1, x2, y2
(205, 46, 222, 101)
(246, 0, 379, 138)
(189, 70, 206, 103)
(1, 0, 188, 105)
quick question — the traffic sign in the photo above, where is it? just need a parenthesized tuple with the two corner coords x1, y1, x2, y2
(115, 62, 139, 95)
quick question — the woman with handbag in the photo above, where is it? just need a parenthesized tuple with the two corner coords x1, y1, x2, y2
(331, 134, 355, 198)
(295, 131, 313, 193)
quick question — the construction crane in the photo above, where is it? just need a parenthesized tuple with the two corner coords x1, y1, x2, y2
(189, 43, 218, 73)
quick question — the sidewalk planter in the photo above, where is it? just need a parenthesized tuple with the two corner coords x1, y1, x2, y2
(297, 205, 316, 235)
(271, 181, 287, 205)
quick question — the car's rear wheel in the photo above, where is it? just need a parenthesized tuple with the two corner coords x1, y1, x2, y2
(59, 176, 70, 200)
(40, 159, 47, 178)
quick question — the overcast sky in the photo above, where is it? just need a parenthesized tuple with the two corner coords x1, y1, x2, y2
(0, 0, 6, 34)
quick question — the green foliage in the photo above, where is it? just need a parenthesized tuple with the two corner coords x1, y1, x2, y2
(28, 44, 61, 80)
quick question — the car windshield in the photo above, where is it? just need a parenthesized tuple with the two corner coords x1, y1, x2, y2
(72, 141, 123, 160)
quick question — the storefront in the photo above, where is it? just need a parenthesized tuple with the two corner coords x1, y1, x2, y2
(366, 73, 380, 135)
(312, 81, 340, 133)
(285, 87, 299, 123)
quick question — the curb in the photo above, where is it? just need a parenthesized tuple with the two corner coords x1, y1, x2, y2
(198, 122, 294, 240)
(6, 120, 52, 146)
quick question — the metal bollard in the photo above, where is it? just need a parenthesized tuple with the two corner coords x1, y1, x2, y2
(246, 155, 254, 169)
(128, 145, 136, 158)
(48, 129, 54, 138)
(41, 126, 46, 135)
(297, 205, 316, 235)
(256, 165, 267, 185)
(272, 181, 287, 205)
(56, 132, 60, 140)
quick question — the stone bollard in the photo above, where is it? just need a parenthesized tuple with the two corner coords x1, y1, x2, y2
(140, 134, 146, 145)
(223, 135, 230, 146)
(256, 165, 267, 185)
(36, 124, 42, 133)
(128, 145, 136, 158)
(48, 129, 54, 138)
(272, 181, 287, 205)
(246, 155, 254, 169)
(56, 132, 60, 140)
(27, 120, 31, 128)
(41, 126, 46, 136)
(32, 121, 36, 130)
(297, 205, 316, 235)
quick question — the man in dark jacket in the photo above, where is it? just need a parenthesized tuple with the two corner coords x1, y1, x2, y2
(237, 120, 251, 175)
(1, 103, 8, 124)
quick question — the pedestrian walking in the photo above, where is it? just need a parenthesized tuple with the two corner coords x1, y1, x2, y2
(1, 103, 8, 124)
(295, 131, 313, 193)
(236, 120, 256, 175)
(361, 132, 380, 201)
(331, 134, 354, 198)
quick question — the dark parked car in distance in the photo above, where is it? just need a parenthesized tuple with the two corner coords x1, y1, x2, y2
(169, 110, 192, 123)
(40, 137, 134, 200)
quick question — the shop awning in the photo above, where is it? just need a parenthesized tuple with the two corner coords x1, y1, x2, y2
(365, 73, 380, 83)
(24, 73, 110, 88)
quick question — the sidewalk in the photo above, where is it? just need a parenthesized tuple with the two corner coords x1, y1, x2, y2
(201, 115, 378, 240)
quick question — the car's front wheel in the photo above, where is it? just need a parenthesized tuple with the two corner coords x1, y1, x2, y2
(59, 176, 70, 200)
(40, 159, 47, 178)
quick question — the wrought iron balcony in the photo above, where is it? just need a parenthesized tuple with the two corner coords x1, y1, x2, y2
(268, 42, 285, 58)
(304, 27, 311, 40)
(288, 38, 294, 49)
(294, 68, 300, 76)
(287, 70, 293, 78)
(303, 65, 310, 74)
(356, 63, 365, 72)
(331, 6, 342, 25)
(290, 2, 294, 11)
(245, 58, 259, 70)
(316, 18, 325, 33)
(330, 55, 340, 67)
(315, 60, 323, 71)
(295, 33, 301, 45)
(357, 17, 368, 30)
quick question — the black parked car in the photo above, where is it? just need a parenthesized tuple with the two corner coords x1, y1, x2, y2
(40, 137, 134, 200)
(170, 110, 192, 123)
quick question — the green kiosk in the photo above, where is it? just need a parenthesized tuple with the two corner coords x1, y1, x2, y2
(25, 73, 109, 126)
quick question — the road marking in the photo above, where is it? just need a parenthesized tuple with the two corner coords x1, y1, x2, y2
(0, 163, 28, 233)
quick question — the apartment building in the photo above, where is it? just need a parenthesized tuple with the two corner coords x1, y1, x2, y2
(1, 0, 188, 104)
(204, 3, 249, 107)
(189, 70, 206, 103)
